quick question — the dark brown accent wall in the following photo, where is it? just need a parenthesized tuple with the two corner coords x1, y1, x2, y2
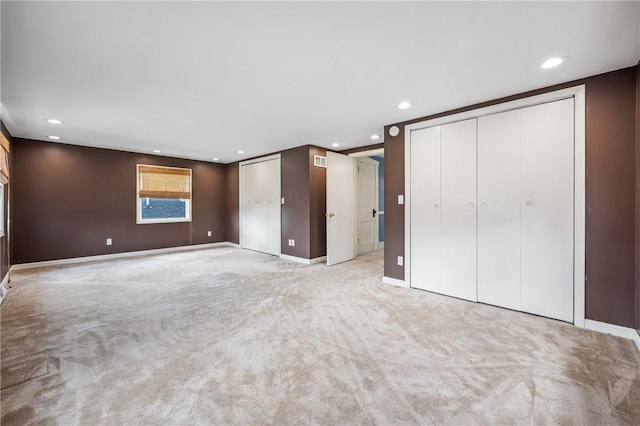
(309, 146, 327, 258)
(281, 146, 311, 259)
(228, 145, 327, 260)
(385, 66, 639, 328)
(225, 162, 239, 244)
(0, 122, 11, 280)
(12, 139, 227, 264)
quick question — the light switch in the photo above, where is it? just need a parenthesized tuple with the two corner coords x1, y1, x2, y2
(281, 197, 285, 205)
(106, 238, 112, 246)
(207, 231, 212, 237)
(397, 256, 403, 266)
(398, 195, 404, 205)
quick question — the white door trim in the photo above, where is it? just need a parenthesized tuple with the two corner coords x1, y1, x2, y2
(404, 85, 586, 327)
(239, 154, 282, 256)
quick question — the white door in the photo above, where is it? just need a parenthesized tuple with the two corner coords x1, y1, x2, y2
(440, 119, 477, 301)
(326, 151, 355, 266)
(520, 99, 574, 322)
(356, 158, 378, 255)
(477, 109, 522, 311)
(410, 126, 441, 292)
(240, 157, 281, 256)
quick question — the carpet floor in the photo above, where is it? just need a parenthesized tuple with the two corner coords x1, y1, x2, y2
(1, 247, 639, 425)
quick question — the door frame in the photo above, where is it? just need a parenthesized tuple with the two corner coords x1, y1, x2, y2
(404, 85, 586, 327)
(349, 148, 384, 252)
(239, 153, 282, 256)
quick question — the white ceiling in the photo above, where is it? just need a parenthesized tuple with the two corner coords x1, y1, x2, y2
(2, 1, 639, 163)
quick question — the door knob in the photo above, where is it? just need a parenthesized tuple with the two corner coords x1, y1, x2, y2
(372, 209, 377, 218)
(525, 199, 532, 206)
(326, 213, 335, 218)
(434, 202, 439, 208)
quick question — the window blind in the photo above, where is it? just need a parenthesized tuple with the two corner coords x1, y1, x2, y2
(138, 165, 191, 199)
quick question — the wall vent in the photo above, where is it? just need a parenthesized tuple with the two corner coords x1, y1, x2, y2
(314, 155, 327, 168)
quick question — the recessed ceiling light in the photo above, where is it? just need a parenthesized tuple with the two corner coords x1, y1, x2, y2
(541, 56, 567, 69)
(398, 101, 411, 110)
(213, 157, 219, 161)
(48, 135, 60, 140)
(332, 143, 340, 147)
(237, 150, 244, 154)
(153, 149, 161, 153)
(371, 134, 380, 140)
(47, 119, 62, 125)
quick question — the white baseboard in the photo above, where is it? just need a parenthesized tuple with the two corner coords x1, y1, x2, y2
(383, 276, 409, 288)
(279, 254, 327, 265)
(0, 272, 8, 304)
(10, 242, 238, 272)
(584, 319, 640, 351)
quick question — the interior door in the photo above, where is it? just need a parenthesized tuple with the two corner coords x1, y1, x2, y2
(326, 151, 355, 266)
(356, 158, 378, 255)
(477, 109, 521, 311)
(520, 98, 574, 322)
(240, 157, 281, 256)
(440, 118, 477, 302)
(410, 126, 441, 292)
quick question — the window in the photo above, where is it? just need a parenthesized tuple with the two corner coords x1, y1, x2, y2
(137, 164, 192, 224)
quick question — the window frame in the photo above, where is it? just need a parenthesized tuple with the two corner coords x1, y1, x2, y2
(136, 164, 192, 224)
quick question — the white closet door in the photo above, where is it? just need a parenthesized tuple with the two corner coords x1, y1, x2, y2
(240, 158, 281, 256)
(520, 99, 574, 322)
(410, 126, 441, 292)
(477, 109, 521, 311)
(440, 119, 477, 301)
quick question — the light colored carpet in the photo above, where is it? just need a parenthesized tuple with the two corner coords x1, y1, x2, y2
(1, 247, 639, 425)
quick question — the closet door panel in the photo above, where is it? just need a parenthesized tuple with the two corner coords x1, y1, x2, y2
(520, 99, 574, 322)
(440, 119, 477, 301)
(410, 126, 441, 292)
(477, 109, 521, 311)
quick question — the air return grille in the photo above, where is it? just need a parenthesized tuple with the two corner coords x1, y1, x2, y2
(313, 155, 327, 168)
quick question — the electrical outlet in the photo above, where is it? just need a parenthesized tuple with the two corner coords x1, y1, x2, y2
(281, 197, 285, 205)
(291, 239, 295, 246)
(397, 256, 403, 266)
(207, 231, 212, 237)
(106, 238, 112, 246)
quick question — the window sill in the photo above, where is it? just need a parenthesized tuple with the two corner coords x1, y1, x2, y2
(137, 218, 192, 225)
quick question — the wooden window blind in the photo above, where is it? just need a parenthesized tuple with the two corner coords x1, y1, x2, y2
(138, 165, 191, 199)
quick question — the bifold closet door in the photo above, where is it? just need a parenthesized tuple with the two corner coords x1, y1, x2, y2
(240, 158, 281, 256)
(477, 109, 522, 311)
(478, 99, 574, 322)
(410, 119, 477, 301)
(440, 119, 477, 301)
(410, 126, 441, 292)
(520, 99, 574, 322)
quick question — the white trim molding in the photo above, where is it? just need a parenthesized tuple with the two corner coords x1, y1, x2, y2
(347, 148, 384, 158)
(0, 273, 8, 304)
(383, 276, 409, 288)
(10, 242, 238, 272)
(404, 85, 586, 328)
(279, 254, 327, 265)
(585, 319, 640, 351)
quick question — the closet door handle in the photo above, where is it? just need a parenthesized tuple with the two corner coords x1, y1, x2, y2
(433, 202, 439, 208)
(480, 200, 487, 207)
(468, 200, 476, 207)
(525, 199, 532, 206)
